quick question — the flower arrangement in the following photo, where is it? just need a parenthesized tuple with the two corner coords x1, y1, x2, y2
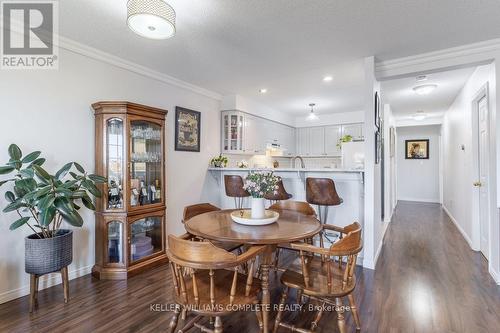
(237, 160, 248, 168)
(210, 154, 228, 168)
(243, 171, 280, 198)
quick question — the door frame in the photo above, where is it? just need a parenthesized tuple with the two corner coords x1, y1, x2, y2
(471, 83, 491, 259)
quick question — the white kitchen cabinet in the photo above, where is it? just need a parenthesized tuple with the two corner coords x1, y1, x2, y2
(221, 111, 245, 154)
(309, 127, 325, 156)
(296, 127, 310, 156)
(341, 123, 364, 141)
(325, 125, 342, 156)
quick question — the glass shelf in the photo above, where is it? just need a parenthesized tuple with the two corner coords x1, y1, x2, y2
(129, 120, 163, 208)
(130, 216, 162, 263)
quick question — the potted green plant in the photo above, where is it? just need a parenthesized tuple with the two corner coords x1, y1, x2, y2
(0, 144, 106, 277)
(210, 154, 228, 168)
(337, 134, 353, 149)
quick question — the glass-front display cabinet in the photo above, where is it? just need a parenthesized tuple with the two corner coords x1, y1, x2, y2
(221, 110, 244, 154)
(92, 102, 167, 280)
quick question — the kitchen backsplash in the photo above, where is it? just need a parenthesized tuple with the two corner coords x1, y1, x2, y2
(223, 154, 342, 169)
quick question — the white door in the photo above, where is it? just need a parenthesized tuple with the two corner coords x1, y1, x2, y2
(297, 128, 310, 156)
(477, 96, 490, 259)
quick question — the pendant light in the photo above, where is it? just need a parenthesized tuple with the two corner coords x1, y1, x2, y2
(127, 0, 176, 40)
(307, 103, 318, 120)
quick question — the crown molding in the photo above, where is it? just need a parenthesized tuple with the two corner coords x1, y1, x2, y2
(57, 36, 223, 101)
(376, 38, 500, 79)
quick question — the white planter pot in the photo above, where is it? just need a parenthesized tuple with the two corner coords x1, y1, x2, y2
(251, 197, 266, 219)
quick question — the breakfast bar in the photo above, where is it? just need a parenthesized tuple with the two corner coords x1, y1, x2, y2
(207, 167, 365, 231)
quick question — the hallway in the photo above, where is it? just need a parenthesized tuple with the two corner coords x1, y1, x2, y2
(1, 202, 500, 332)
(360, 201, 500, 332)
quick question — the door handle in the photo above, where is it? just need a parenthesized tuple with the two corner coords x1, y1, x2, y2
(473, 181, 482, 187)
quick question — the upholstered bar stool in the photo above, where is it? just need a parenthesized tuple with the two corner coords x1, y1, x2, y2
(224, 175, 250, 209)
(306, 177, 343, 247)
(264, 179, 292, 205)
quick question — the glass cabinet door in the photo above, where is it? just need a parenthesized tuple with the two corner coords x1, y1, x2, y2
(107, 118, 124, 209)
(107, 221, 124, 265)
(129, 120, 163, 208)
(129, 216, 163, 263)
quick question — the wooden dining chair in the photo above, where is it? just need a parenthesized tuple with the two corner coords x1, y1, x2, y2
(167, 235, 265, 333)
(268, 201, 318, 271)
(182, 203, 242, 252)
(273, 222, 362, 333)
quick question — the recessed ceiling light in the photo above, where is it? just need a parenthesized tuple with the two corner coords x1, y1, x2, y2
(323, 75, 333, 82)
(416, 75, 428, 82)
(259, 88, 267, 94)
(413, 84, 437, 95)
(412, 110, 427, 121)
(127, 0, 176, 40)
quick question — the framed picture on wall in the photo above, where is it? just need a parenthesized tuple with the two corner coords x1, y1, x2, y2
(175, 106, 201, 152)
(405, 139, 429, 159)
(374, 91, 381, 129)
(375, 131, 381, 164)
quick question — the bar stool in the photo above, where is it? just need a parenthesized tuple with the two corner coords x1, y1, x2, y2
(224, 175, 250, 209)
(306, 177, 343, 247)
(264, 179, 292, 205)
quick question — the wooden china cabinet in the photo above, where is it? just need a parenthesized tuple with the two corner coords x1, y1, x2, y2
(91, 102, 168, 280)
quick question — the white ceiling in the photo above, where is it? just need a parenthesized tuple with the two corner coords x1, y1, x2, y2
(381, 67, 476, 122)
(59, 0, 500, 115)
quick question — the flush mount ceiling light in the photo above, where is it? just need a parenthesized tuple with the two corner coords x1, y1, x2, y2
(307, 103, 318, 120)
(259, 88, 268, 94)
(416, 75, 428, 82)
(412, 110, 427, 121)
(323, 75, 333, 82)
(127, 0, 176, 40)
(413, 84, 437, 95)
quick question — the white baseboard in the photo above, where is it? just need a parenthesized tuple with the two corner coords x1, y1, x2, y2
(442, 205, 476, 250)
(398, 197, 440, 203)
(489, 266, 500, 285)
(0, 265, 92, 304)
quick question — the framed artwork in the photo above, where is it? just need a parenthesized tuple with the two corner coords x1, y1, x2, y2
(374, 91, 381, 129)
(405, 139, 429, 159)
(389, 126, 395, 157)
(375, 131, 381, 164)
(175, 106, 201, 152)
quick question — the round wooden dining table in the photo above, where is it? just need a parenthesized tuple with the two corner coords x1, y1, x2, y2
(184, 209, 322, 333)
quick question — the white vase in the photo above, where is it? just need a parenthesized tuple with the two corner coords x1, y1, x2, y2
(251, 197, 266, 219)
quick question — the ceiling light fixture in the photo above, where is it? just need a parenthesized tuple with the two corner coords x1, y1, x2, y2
(259, 88, 267, 94)
(307, 103, 318, 120)
(413, 84, 437, 95)
(127, 0, 176, 40)
(416, 75, 428, 82)
(412, 110, 427, 121)
(323, 75, 333, 82)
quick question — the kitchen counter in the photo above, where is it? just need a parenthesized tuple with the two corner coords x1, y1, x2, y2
(205, 167, 365, 249)
(208, 167, 364, 173)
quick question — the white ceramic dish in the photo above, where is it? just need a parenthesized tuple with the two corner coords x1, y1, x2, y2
(230, 210, 279, 226)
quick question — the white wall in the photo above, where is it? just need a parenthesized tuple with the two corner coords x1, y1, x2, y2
(383, 104, 397, 221)
(222, 94, 295, 126)
(396, 125, 441, 203)
(0, 47, 221, 303)
(442, 64, 497, 252)
(294, 110, 364, 127)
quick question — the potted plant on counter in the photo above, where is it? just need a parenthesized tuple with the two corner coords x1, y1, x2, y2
(242, 171, 279, 219)
(210, 154, 228, 168)
(0, 144, 106, 293)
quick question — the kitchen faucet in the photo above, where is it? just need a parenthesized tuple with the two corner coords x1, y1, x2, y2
(292, 156, 306, 168)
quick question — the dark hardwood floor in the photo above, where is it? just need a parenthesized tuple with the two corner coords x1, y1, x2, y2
(1, 201, 500, 332)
